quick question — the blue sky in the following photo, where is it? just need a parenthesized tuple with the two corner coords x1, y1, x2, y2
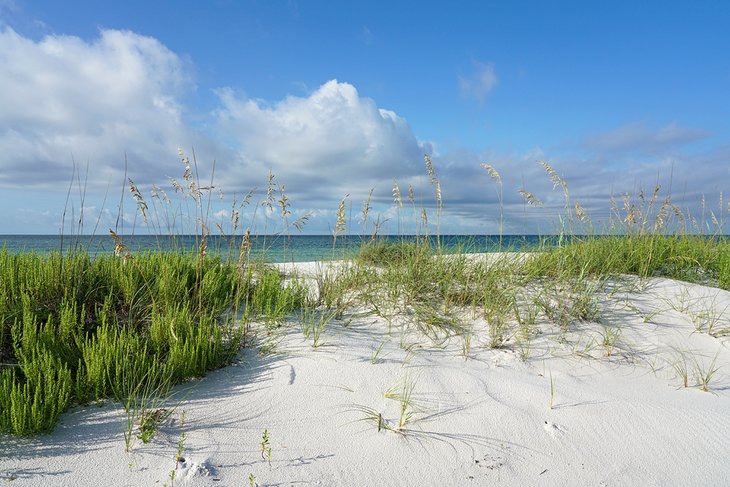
(0, 0, 728, 235)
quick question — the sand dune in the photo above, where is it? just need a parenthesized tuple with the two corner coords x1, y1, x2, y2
(2, 262, 729, 486)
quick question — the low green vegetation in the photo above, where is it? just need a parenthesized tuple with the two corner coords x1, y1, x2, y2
(0, 250, 305, 436)
(2, 152, 728, 438)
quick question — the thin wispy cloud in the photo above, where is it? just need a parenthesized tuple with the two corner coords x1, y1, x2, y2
(0, 0, 18, 13)
(584, 122, 709, 154)
(362, 25, 373, 45)
(459, 61, 498, 103)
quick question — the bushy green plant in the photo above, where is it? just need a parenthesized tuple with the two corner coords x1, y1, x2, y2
(0, 249, 261, 436)
(0, 347, 71, 435)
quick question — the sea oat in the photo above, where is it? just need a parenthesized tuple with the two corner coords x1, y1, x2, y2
(128, 179, 149, 222)
(539, 160, 565, 191)
(424, 154, 437, 184)
(539, 160, 570, 207)
(575, 202, 589, 223)
(109, 229, 132, 262)
(265, 171, 275, 211)
(625, 206, 636, 227)
(292, 212, 311, 232)
(240, 190, 254, 207)
(238, 228, 251, 269)
(654, 196, 671, 232)
(481, 163, 504, 242)
(170, 178, 183, 194)
(480, 163, 501, 183)
(279, 185, 291, 219)
(393, 181, 403, 208)
(519, 189, 543, 207)
(362, 188, 374, 227)
(152, 185, 171, 204)
(334, 195, 348, 237)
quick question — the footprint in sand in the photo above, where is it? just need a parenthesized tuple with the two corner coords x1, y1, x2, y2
(543, 420, 567, 438)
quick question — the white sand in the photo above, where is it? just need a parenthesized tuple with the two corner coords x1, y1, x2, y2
(2, 261, 730, 486)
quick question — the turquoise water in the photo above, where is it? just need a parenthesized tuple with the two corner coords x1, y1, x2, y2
(0, 234, 547, 262)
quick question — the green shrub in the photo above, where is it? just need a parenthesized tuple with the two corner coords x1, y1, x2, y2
(0, 347, 72, 435)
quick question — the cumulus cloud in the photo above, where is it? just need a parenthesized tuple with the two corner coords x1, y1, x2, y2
(0, 27, 208, 188)
(213, 80, 426, 203)
(459, 61, 498, 103)
(0, 25, 431, 234)
(1, 26, 725, 236)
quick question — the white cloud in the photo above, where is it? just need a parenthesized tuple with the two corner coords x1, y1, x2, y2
(459, 61, 498, 103)
(0, 27, 205, 188)
(0, 26, 725, 236)
(0, 26, 429, 234)
(213, 80, 425, 202)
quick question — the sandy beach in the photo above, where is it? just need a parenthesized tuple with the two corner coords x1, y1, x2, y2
(2, 2, 728, 484)
(2, 259, 729, 487)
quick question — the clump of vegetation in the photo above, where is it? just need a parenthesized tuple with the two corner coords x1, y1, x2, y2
(3, 150, 729, 440)
(0, 152, 308, 438)
(0, 250, 256, 436)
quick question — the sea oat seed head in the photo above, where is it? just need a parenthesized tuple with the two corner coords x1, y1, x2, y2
(480, 163, 502, 183)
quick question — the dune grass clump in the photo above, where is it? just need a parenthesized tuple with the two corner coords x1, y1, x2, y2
(524, 234, 730, 289)
(356, 239, 430, 266)
(309, 159, 730, 370)
(246, 267, 307, 329)
(0, 248, 301, 436)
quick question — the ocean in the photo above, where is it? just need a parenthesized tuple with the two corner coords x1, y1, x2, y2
(0, 234, 548, 263)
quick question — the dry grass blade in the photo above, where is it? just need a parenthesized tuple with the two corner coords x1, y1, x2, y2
(292, 213, 311, 232)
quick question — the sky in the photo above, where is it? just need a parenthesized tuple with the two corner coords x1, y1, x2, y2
(0, 0, 728, 235)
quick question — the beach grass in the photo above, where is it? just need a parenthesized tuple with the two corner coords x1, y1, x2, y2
(1, 152, 729, 438)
